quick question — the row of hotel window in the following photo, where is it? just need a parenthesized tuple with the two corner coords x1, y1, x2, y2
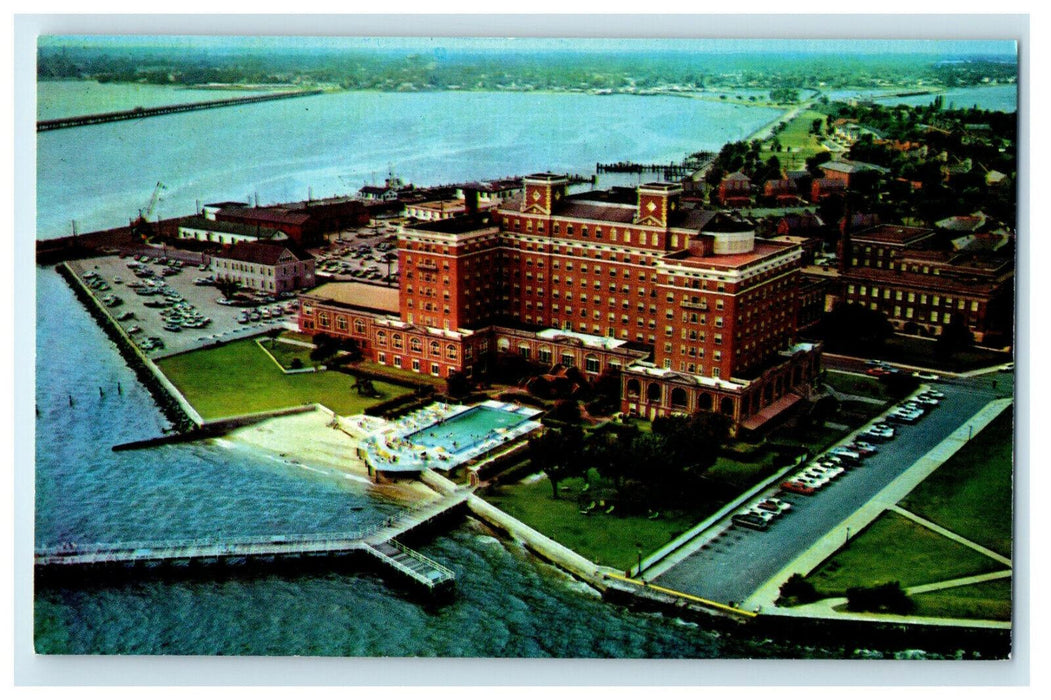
(377, 354, 447, 377)
(505, 218, 683, 248)
(847, 286, 980, 311)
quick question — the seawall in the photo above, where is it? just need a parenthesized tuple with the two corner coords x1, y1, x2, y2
(57, 261, 201, 432)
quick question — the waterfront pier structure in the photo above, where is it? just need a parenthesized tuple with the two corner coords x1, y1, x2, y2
(36, 489, 469, 597)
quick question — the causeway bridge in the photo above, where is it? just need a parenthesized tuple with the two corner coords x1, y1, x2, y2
(36, 489, 470, 598)
(37, 89, 324, 132)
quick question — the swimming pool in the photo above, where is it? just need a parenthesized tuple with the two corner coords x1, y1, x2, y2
(407, 405, 532, 454)
(359, 401, 543, 473)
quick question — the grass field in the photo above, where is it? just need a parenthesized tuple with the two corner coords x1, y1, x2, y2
(483, 447, 786, 570)
(259, 339, 321, 370)
(764, 109, 829, 169)
(822, 371, 890, 401)
(483, 472, 697, 571)
(156, 339, 412, 419)
(910, 578, 1012, 622)
(805, 511, 1004, 595)
(899, 408, 1014, 557)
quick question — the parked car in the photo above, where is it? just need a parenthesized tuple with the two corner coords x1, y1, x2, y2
(851, 441, 878, 456)
(888, 409, 923, 424)
(755, 498, 793, 514)
(740, 507, 777, 524)
(731, 513, 769, 531)
(781, 480, 817, 496)
(828, 447, 862, 463)
(912, 371, 940, 381)
(921, 390, 946, 399)
(860, 426, 895, 442)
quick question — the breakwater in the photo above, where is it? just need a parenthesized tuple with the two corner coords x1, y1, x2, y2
(38, 90, 324, 132)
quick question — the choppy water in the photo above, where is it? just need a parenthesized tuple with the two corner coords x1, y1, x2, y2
(33, 266, 738, 657)
(32, 82, 784, 657)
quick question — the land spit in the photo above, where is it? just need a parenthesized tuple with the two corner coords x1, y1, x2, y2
(219, 409, 438, 505)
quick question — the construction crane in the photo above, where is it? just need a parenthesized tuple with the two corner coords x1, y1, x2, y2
(131, 181, 166, 241)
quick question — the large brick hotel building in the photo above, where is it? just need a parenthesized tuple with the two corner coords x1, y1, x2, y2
(300, 174, 821, 431)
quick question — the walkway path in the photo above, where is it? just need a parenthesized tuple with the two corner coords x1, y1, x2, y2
(742, 397, 1013, 611)
(887, 504, 1011, 567)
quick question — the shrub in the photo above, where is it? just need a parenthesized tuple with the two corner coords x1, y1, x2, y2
(845, 581, 915, 614)
(778, 573, 820, 605)
(289, 358, 303, 370)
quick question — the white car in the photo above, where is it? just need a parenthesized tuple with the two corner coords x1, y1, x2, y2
(912, 371, 940, 381)
(740, 507, 777, 523)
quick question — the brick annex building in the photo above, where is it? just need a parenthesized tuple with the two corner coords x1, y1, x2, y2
(300, 174, 822, 431)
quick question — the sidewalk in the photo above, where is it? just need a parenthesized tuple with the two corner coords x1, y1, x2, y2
(742, 397, 1013, 612)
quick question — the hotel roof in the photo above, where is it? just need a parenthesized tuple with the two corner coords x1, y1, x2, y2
(304, 282, 400, 315)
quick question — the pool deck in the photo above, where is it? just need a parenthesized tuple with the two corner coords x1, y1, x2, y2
(359, 400, 543, 473)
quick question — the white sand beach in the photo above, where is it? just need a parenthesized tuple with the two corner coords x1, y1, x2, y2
(222, 408, 438, 504)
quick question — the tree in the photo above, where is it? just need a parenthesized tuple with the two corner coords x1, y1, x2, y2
(935, 313, 974, 360)
(845, 581, 914, 614)
(779, 573, 820, 605)
(529, 426, 584, 499)
(265, 326, 282, 349)
(819, 303, 894, 354)
(651, 412, 732, 492)
(445, 370, 473, 399)
(309, 333, 339, 363)
(214, 278, 241, 300)
(352, 376, 379, 398)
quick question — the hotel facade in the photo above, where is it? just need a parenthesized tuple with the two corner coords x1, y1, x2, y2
(300, 174, 822, 432)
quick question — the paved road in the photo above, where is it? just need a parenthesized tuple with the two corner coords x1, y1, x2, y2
(651, 373, 1013, 606)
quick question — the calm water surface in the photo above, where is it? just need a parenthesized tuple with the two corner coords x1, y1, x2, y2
(36, 86, 781, 239)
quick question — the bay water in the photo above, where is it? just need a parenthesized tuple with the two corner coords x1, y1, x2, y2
(32, 85, 787, 658)
(33, 81, 1008, 659)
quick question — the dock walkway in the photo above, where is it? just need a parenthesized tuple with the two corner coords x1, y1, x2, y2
(36, 489, 470, 596)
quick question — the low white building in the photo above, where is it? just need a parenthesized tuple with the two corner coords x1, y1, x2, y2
(211, 242, 316, 294)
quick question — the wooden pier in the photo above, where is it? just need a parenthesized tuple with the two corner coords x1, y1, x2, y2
(37, 90, 324, 132)
(36, 490, 470, 597)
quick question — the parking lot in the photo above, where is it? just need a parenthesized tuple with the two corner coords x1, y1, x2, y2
(648, 374, 1012, 607)
(68, 255, 294, 358)
(310, 225, 399, 286)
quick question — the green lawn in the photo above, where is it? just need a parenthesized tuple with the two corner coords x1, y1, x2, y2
(822, 371, 890, 401)
(899, 409, 1014, 557)
(764, 109, 829, 169)
(483, 446, 787, 571)
(910, 579, 1013, 622)
(355, 360, 448, 388)
(259, 339, 321, 370)
(805, 511, 1004, 595)
(483, 472, 697, 571)
(156, 339, 412, 419)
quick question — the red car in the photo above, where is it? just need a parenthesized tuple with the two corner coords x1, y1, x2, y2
(781, 480, 817, 496)
(865, 367, 892, 377)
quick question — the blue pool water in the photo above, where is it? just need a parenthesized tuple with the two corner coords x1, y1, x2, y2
(408, 406, 531, 454)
